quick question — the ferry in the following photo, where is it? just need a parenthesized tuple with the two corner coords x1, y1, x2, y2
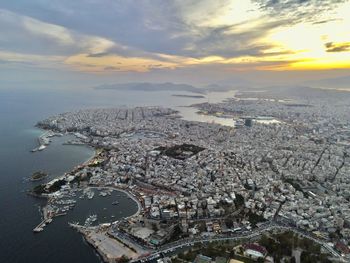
(33, 227, 43, 233)
(38, 145, 46, 151)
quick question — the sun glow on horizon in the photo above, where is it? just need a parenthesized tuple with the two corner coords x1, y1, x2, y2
(1, 0, 350, 74)
(264, 1, 350, 70)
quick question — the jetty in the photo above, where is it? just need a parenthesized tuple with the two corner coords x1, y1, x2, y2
(31, 130, 61, 153)
(33, 218, 52, 233)
(32, 206, 52, 233)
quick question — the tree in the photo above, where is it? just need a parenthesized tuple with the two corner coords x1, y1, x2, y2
(117, 255, 130, 263)
(225, 219, 233, 228)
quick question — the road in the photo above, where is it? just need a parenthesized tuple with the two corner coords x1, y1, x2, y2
(131, 222, 345, 263)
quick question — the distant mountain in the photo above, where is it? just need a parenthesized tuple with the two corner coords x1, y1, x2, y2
(204, 84, 236, 92)
(204, 77, 253, 92)
(238, 85, 350, 101)
(94, 82, 205, 94)
(304, 75, 350, 90)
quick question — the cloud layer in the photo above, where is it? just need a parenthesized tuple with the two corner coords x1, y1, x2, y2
(0, 0, 349, 74)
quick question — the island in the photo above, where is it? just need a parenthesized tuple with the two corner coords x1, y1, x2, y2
(30, 171, 48, 181)
(30, 89, 350, 263)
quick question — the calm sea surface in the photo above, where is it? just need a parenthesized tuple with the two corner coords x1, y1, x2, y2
(0, 87, 234, 263)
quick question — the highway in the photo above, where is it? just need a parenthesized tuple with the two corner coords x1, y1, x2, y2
(131, 222, 346, 263)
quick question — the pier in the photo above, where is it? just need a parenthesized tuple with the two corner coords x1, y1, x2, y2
(33, 218, 52, 233)
(32, 206, 52, 233)
(31, 130, 61, 152)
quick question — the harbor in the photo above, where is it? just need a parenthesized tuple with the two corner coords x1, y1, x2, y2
(29, 128, 140, 234)
(31, 130, 63, 152)
(32, 186, 139, 233)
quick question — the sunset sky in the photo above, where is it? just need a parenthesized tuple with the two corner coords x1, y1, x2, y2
(1, 0, 350, 88)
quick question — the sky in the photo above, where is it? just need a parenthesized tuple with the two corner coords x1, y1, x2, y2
(1, 0, 350, 88)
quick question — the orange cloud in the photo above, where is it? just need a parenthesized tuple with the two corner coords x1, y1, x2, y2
(65, 53, 178, 72)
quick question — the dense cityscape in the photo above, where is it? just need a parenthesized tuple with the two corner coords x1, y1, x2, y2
(2, 1, 350, 263)
(31, 87, 350, 262)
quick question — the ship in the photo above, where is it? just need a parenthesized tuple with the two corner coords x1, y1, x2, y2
(38, 145, 46, 151)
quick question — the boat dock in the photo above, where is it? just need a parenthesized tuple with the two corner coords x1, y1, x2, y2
(31, 130, 60, 153)
(33, 218, 52, 233)
(32, 206, 52, 233)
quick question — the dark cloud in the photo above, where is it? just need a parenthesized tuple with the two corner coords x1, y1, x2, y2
(325, 42, 350, 52)
(0, 1, 290, 59)
(0, 9, 112, 57)
(185, 19, 293, 58)
(0, 1, 182, 55)
(312, 18, 340, 25)
(253, 0, 348, 24)
(1, 0, 348, 74)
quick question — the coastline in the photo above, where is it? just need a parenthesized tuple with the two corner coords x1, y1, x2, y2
(82, 146, 97, 165)
(71, 223, 140, 263)
(30, 128, 142, 231)
(68, 186, 143, 263)
(29, 129, 97, 228)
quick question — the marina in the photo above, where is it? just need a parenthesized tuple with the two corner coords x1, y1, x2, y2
(31, 131, 63, 152)
(32, 185, 139, 232)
